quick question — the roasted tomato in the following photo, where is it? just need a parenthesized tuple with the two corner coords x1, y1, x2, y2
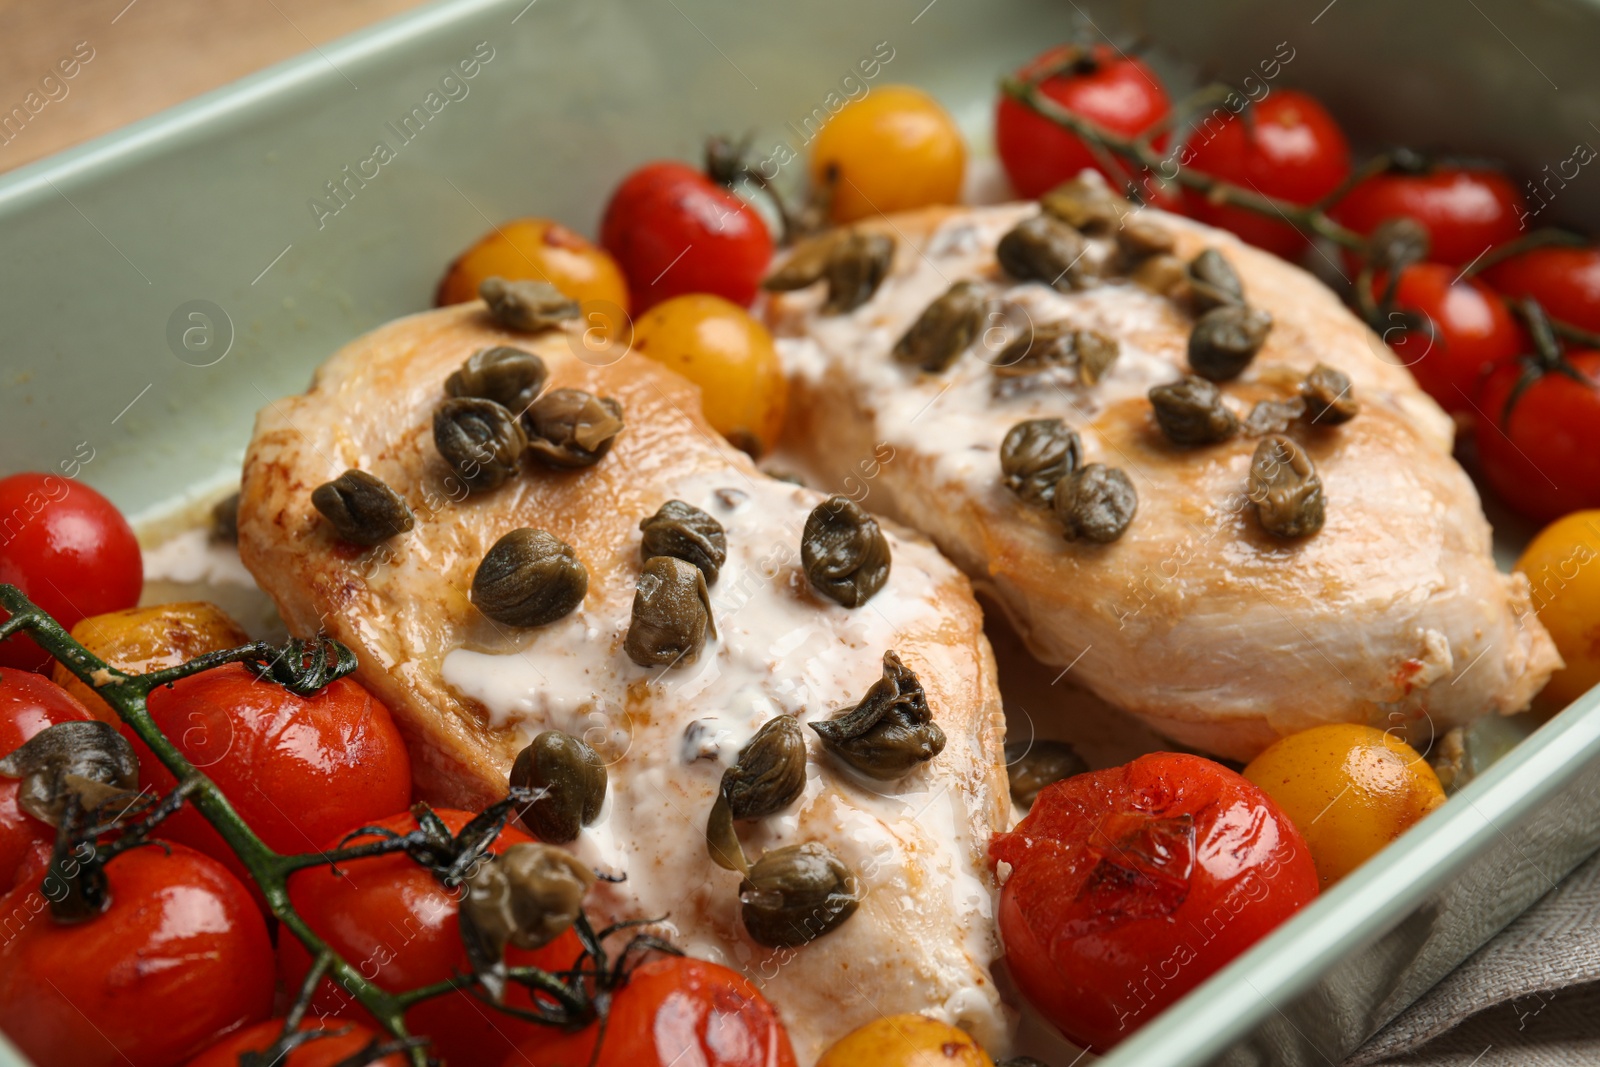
(995, 44, 1171, 200)
(0, 473, 142, 672)
(437, 217, 630, 311)
(1477, 347, 1600, 523)
(501, 956, 797, 1067)
(0, 842, 274, 1067)
(1373, 264, 1527, 413)
(1332, 166, 1527, 268)
(1182, 90, 1351, 260)
(1483, 245, 1600, 334)
(814, 1013, 992, 1067)
(184, 1018, 408, 1067)
(811, 84, 967, 222)
(1516, 510, 1600, 710)
(0, 669, 92, 891)
(990, 752, 1317, 1052)
(601, 162, 773, 312)
(281, 808, 582, 1067)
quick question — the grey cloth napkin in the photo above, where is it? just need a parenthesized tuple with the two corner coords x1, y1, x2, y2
(1346, 850, 1600, 1066)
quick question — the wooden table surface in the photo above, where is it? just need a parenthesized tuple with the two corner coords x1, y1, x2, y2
(0, 0, 429, 173)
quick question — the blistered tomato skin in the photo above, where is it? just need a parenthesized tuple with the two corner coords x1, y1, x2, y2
(437, 217, 631, 310)
(1375, 264, 1527, 413)
(1243, 724, 1445, 888)
(811, 85, 967, 223)
(1332, 168, 1527, 268)
(814, 1014, 993, 1067)
(1484, 246, 1600, 333)
(0, 669, 93, 891)
(990, 752, 1316, 1053)
(184, 1019, 408, 1067)
(1516, 511, 1600, 710)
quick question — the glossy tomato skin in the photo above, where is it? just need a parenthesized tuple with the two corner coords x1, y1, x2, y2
(0, 842, 274, 1067)
(281, 808, 581, 1067)
(1376, 264, 1527, 413)
(990, 752, 1317, 1053)
(502, 956, 797, 1067)
(1478, 350, 1600, 523)
(184, 1018, 407, 1067)
(0, 669, 93, 891)
(601, 161, 773, 313)
(1483, 246, 1600, 333)
(1332, 168, 1527, 268)
(0, 473, 142, 672)
(1182, 90, 1351, 260)
(137, 664, 411, 893)
(996, 45, 1171, 200)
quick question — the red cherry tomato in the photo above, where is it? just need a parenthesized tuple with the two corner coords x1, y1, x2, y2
(1373, 264, 1528, 413)
(501, 955, 798, 1067)
(132, 664, 411, 896)
(996, 44, 1171, 200)
(1478, 349, 1600, 523)
(1483, 246, 1600, 333)
(280, 808, 583, 1067)
(989, 752, 1317, 1053)
(0, 842, 274, 1067)
(1182, 90, 1351, 260)
(184, 1018, 408, 1067)
(0, 669, 93, 891)
(600, 161, 773, 313)
(1332, 167, 1527, 268)
(0, 474, 142, 672)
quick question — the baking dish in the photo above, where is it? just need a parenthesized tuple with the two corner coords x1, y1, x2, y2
(2, 0, 1598, 1064)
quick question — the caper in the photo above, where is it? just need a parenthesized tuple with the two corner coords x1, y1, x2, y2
(1005, 739, 1089, 811)
(311, 469, 415, 546)
(1040, 175, 1126, 234)
(459, 842, 595, 1000)
(1055, 463, 1137, 543)
(625, 556, 716, 668)
(479, 276, 580, 333)
(509, 731, 607, 844)
(434, 397, 527, 492)
(640, 500, 727, 585)
(801, 496, 891, 608)
(1249, 435, 1326, 538)
(447, 346, 550, 414)
(1301, 363, 1358, 425)
(1366, 217, 1431, 274)
(811, 651, 944, 781)
(1149, 376, 1240, 445)
(893, 281, 986, 373)
(471, 528, 588, 627)
(1000, 418, 1082, 507)
(706, 716, 808, 873)
(210, 491, 240, 544)
(763, 230, 895, 314)
(1188, 304, 1273, 382)
(738, 842, 860, 948)
(992, 322, 1118, 385)
(1115, 217, 1176, 261)
(0, 721, 138, 825)
(1132, 252, 1189, 297)
(1243, 397, 1308, 437)
(1187, 249, 1245, 312)
(521, 388, 625, 469)
(996, 215, 1088, 292)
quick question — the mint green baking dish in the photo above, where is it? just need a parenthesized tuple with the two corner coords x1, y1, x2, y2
(2, 1, 1598, 1064)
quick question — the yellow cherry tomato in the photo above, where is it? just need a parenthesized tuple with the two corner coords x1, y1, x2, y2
(1243, 723, 1445, 888)
(52, 602, 249, 725)
(631, 293, 788, 456)
(810, 85, 966, 224)
(1516, 509, 1600, 710)
(437, 217, 630, 311)
(815, 1014, 993, 1067)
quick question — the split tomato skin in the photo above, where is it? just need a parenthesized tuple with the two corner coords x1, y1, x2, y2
(183, 1019, 408, 1067)
(990, 752, 1317, 1053)
(1477, 349, 1600, 523)
(1483, 245, 1600, 334)
(0, 669, 93, 891)
(1332, 167, 1528, 268)
(1375, 264, 1527, 413)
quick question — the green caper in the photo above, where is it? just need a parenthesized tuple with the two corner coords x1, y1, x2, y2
(1187, 249, 1245, 312)
(811, 651, 944, 781)
(0, 721, 138, 825)
(1301, 363, 1359, 425)
(509, 731, 607, 844)
(625, 556, 716, 668)
(1040, 175, 1126, 234)
(471, 528, 588, 627)
(311, 469, 415, 546)
(1000, 418, 1082, 507)
(1188, 304, 1273, 382)
(893, 281, 986, 373)
(1004, 739, 1089, 811)
(706, 716, 808, 873)
(1249, 435, 1326, 538)
(801, 496, 890, 608)
(1149, 376, 1240, 445)
(459, 842, 595, 1000)
(1366, 217, 1431, 274)
(992, 322, 1118, 385)
(1243, 397, 1308, 437)
(1115, 217, 1176, 261)
(1054, 463, 1137, 543)
(479, 276, 581, 333)
(521, 388, 625, 469)
(434, 396, 527, 492)
(763, 230, 895, 314)
(997, 215, 1088, 293)
(1132, 252, 1189, 297)
(738, 842, 860, 948)
(210, 491, 240, 543)
(639, 500, 727, 585)
(446, 346, 550, 414)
